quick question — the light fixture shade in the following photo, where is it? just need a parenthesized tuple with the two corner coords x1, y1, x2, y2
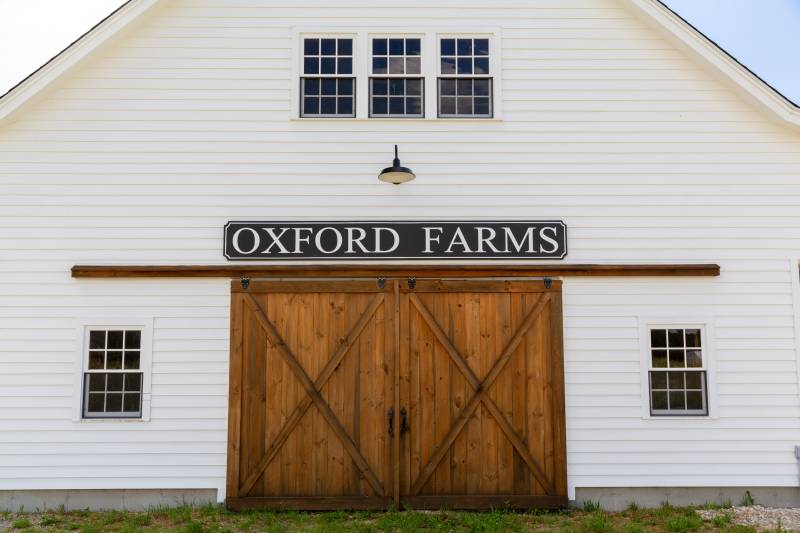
(378, 145, 415, 184)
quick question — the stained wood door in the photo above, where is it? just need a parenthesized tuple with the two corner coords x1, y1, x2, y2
(226, 278, 566, 510)
(226, 280, 395, 510)
(397, 280, 567, 509)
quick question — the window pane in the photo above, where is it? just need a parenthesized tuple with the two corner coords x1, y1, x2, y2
(406, 38, 421, 55)
(669, 391, 685, 410)
(320, 57, 336, 74)
(389, 57, 405, 74)
(407, 97, 422, 115)
(457, 38, 472, 55)
(321, 78, 336, 95)
(125, 373, 142, 392)
(457, 58, 473, 74)
(389, 97, 405, 114)
(440, 79, 456, 96)
(373, 38, 387, 55)
(107, 373, 124, 392)
(304, 38, 319, 55)
(457, 97, 472, 114)
(457, 79, 472, 95)
(305, 78, 319, 95)
(651, 350, 667, 368)
(440, 97, 456, 115)
(321, 38, 336, 55)
(389, 79, 404, 95)
(441, 57, 456, 74)
(406, 57, 421, 75)
(107, 330, 124, 349)
(474, 57, 489, 75)
(441, 38, 455, 56)
(685, 371, 703, 390)
(651, 391, 668, 410)
(337, 38, 352, 55)
(686, 391, 704, 410)
(124, 351, 140, 370)
(650, 329, 667, 348)
(650, 371, 667, 390)
(389, 38, 404, 55)
(474, 79, 490, 96)
(88, 351, 104, 369)
(337, 57, 352, 75)
(407, 79, 422, 96)
(474, 38, 489, 55)
(474, 97, 490, 116)
(373, 97, 388, 114)
(107, 351, 123, 370)
(373, 78, 388, 95)
(88, 373, 105, 392)
(125, 330, 141, 349)
(338, 78, 353, 96)
(686, 349, 702, 368)
(668, 371, 684, 390)
(89, 331, 105, 349)
(87, 393, 104, 412)
(668, 329, 683, 347)
(303, 97, 319, 115)
(123, 394, 141, 413)
(304, 57, 318, 75)
(373, 57, 388, 74)
(685, 329, 701, 347)
(338, 97, 353, 115)
(668, 349, 685, 368)
(321, 97, 336, 114)
(106, 393, 123, 412)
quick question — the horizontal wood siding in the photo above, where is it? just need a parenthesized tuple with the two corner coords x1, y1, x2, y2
(0, 0, 799, 501)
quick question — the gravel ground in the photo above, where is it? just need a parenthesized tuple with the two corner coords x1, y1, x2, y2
(697, 505, 800, 531)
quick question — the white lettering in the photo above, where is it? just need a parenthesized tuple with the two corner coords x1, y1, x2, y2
(445, 227, 472, 254)
(540, 226, 560, 254)
(346, 227, 370, 254)
(475, 226, 501, 253)
(422, 227, 443, 253)
(315, 227, 343, 254)
(374, 227, 400, 253)
(261, 227, 290, 254)
(503, 227, 536, 253)
(293, 227, 313, 253)
(232, 227, 260, 255)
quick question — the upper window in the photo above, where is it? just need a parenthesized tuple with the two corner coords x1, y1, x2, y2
(370, 38, 424, 118)
(301, 37, 355, 117)
(648, 327, 708, 416)
(438, 37, 492, 118)
(83, 329, 143, 418)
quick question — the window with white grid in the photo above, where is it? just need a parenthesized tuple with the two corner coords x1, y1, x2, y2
(648, 327, 708, 416)
(83, 329, 143, 418)
(370, 37, 424, 118)
(300, 37, 355, 117)
(438, 37, 492, 118)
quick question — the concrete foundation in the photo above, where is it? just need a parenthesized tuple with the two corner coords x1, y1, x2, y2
(0, 489, 218, 512)
(574, 487, 800, 511)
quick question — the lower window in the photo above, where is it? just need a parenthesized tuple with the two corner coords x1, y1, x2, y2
(83, 329, 143, 418)
(370, 78, 423, 118)
(648, 327, 708, 416)
(438, 78, 492, 117)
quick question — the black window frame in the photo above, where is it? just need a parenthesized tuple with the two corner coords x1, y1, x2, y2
(300, 37, 356, 118)
(369, 37, 425, 119)
(648, 327, 709, 417)
(82, 329, 144, 419)
(437, 36, 493, 119)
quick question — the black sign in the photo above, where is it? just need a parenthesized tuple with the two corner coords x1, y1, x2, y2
(224, 221, 566, 261)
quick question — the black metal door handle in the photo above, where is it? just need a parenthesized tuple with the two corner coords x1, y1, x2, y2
(400, 407, 408, 436)
(387, 407, 395, 437)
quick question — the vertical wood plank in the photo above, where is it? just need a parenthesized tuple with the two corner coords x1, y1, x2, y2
(549, 289, 568, 498)
(450, 292, 467, 494)
(479, 293, 498, 495)
(433, 293, 451, 495)
(418, 294, 435, 494)
(497, 292, 513, 494)
(226, 291, 243, 500)
(511, 292, 530, 495)
(464, 291, 481, 494)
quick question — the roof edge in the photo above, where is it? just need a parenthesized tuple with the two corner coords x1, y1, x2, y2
(623, 0, 800, 131)
(0, 0, 162, 124)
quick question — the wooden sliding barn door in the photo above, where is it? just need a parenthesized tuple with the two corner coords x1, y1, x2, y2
(397, 280, 566, 509)
(226, 280, 395, 510)
(226, 277, 566, 510)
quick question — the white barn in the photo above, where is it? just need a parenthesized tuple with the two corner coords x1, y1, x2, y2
(1, 0, 800, 511)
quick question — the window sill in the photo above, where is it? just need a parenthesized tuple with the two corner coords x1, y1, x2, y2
(290, 117, 503, 122)
(71, 417, 149, 423)
(641, 414, 718, 421)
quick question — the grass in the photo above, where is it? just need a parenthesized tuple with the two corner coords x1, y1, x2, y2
(0, 503, 773, 532)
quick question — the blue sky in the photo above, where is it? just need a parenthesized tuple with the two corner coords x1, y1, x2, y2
(0, 0, 799, 105)
(664, 0, 800, 105)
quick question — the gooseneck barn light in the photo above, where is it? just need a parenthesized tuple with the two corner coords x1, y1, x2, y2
(378, 145, 416, 185)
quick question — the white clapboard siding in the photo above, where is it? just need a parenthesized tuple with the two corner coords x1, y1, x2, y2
(0, 0, 799, 502)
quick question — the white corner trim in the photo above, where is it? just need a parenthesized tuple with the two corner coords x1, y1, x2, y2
(0, 0, 162, 124)
(636, 317, 718, 420)
(71, 317, 155, 423)
(622, 0, 800, 131)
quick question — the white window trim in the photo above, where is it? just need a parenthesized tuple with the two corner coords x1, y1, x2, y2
(637, 318, 718, 420)
(291, 27, 503, 121)
(72, 317, 154, 422)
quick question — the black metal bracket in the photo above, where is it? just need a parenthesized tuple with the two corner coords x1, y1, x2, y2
(377, 277, 386, 289)
(240, 277, 250, 290)
(544, 277, 552, 289)
(407, 277, 416, 289)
